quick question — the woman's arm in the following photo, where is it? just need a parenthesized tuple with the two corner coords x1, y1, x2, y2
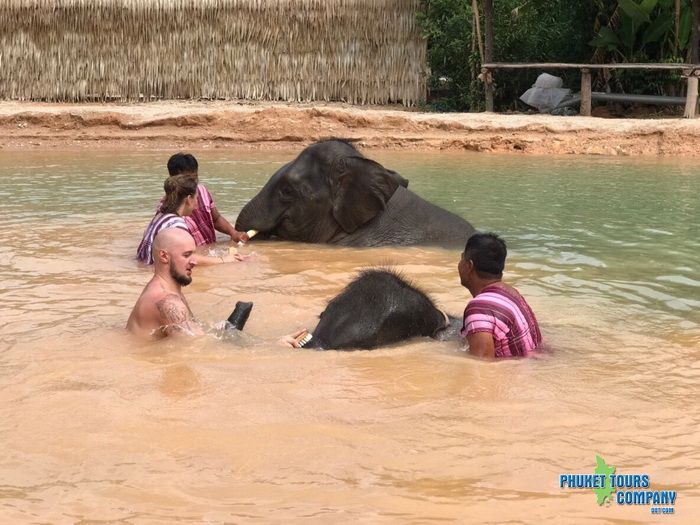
(195, 252, 238, 266)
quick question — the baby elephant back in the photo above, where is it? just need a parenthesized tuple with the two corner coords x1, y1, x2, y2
(310, 269, 446, 350)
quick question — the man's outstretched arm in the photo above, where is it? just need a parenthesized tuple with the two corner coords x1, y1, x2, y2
(211, 205, 248, 243)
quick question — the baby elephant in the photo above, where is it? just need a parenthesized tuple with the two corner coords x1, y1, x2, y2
(303, 269, 454, 350)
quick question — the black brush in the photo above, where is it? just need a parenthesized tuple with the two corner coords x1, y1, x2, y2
(227, 301, 253, 331)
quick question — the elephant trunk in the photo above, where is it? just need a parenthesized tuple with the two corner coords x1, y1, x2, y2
(235, 194, 281, 235)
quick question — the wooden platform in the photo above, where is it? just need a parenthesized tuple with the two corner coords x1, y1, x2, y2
(481, 62, 700, 118)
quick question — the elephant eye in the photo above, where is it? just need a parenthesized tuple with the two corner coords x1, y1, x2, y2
(278, 185, 295, 201)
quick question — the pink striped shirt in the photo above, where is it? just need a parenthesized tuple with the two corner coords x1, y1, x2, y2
(136, 213, 189, 265)
(461, 283, 541, 358)
(157, 184, 216, 246)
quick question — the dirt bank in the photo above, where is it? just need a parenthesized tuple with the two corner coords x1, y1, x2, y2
(2, 100, 700, 156)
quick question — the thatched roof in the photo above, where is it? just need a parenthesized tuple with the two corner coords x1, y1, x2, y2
(0, 0, 427, 105)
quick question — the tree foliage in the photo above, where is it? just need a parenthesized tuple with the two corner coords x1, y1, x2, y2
(590, 0, 692, 59)
(417, 0, 695, 111)
(589, 0, 694, 95)
(417, 0, 477, 110)
(418, 0, 596, 111)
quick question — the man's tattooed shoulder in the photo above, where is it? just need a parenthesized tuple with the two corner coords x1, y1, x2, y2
(156, 293, 189, 325)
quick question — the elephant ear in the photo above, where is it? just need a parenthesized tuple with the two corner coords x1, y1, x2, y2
(386, 169, 409, 188)
(332, 156, 403, 233)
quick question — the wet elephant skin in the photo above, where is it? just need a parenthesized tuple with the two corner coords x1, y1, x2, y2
(235, 140, 475, 247)
(305, 269, 449, 350)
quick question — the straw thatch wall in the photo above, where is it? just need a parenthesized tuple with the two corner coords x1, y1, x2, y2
(0, 0, 426, 105)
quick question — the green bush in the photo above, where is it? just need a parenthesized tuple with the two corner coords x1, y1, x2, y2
(589, 0, 692, 96)
(418, 0, 699, 111)
(417, 0, 478, 111)
(418, 1, 598, 111)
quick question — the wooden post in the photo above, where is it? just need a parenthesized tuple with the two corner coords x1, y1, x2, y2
(484, 71, 494, 112)
(580, 68, 592, 116)
(483, 0, 495, 112)
(479, 68, 494, 112)
(684, 73, 698, 118)
(691, 0, 700, 64)
(485, 86, 494, 112)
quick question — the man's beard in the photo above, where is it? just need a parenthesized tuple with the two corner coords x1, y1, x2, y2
(169, 260, 192, 286)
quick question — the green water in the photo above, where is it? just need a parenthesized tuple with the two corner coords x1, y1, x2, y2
(384, 152, 700, 319)
(3, 149, 697, 329)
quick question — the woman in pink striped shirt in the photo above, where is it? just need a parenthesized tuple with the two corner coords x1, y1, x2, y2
(458, 232, 542, 359)
(137, 174, 237, 266)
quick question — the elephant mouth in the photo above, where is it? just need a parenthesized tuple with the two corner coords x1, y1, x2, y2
(247, 226, 300, 242)
(247, 231, 272, 241)
(235, 214, 283, 241)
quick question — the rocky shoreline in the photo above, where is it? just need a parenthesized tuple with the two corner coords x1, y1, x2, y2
(1, 100, 699, 156)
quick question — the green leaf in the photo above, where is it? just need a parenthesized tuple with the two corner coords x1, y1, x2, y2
(619, 0, 651, 23)
(639, 0, 658, 15)
(643, 11, 672, 45)
(619, 15, 637, 51)
(678, 6, 692, 50)
(589, 35, 614, 50)
(589, 26, 621, 50)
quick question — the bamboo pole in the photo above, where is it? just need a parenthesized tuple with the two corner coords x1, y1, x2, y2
(482, 0, 494, 112)
(472, 0, 484, 64)
(675, 0, 681, 56)
(482, 62, 699, 70)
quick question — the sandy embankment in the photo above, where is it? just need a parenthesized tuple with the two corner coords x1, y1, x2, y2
(1, 100, 700, 156)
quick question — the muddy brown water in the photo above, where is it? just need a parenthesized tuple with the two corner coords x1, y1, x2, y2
(1, 150, 698, 523)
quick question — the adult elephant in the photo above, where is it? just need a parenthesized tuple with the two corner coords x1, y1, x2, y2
(301, 269, 460, 350)
(235, 140, 475, 247)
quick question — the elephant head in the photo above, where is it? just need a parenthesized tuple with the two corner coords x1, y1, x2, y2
(235, 140, 408, 243)
(304, 269, 449, 350)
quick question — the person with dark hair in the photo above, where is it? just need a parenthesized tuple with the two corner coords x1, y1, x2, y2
(163, 152, 248, 246)
(138, 174, 237, 266)
(167, 153, 199, 176)
(458, 232, 541, 358)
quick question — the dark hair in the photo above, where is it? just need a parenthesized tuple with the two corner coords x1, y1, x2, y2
(167, 153, 198, 176)
(463, 232, 507, 279)
(162, 174, 197, 214)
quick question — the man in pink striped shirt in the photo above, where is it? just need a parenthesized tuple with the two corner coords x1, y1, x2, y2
(163, 153, 249, 246)
(458, 232, 541, 358)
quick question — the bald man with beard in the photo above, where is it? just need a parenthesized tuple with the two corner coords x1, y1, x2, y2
(127, 227, 204, 339)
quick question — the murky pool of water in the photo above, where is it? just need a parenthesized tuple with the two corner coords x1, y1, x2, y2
(1, 149, 698, 523)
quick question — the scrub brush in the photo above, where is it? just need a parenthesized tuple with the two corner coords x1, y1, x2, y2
(294, 330, 313, 348)
(237, 229, 258, 247)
